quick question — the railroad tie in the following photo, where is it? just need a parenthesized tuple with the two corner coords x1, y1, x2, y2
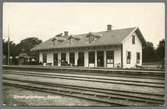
(80, 91, 84, 95)
(126, 99, 129, 101)
(144, 101, 148, 104)
(107, 96, 111, 99)
(56, 89, 59, 92)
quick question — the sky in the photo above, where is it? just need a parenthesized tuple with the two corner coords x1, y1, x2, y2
(3, 3, 165, 47)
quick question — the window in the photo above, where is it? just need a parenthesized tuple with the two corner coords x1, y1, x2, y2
(106, 51, 114, 64)
(88, 51, 95, 63)
(132, 35, 135, 44)
(136, 52, 140, 64)
(43, 53, 47, 63)
(69, 52, 75, 65)
(126, 51, 131, 64)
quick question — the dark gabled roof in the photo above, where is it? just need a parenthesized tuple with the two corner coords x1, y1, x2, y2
(31, 27, 145, 51)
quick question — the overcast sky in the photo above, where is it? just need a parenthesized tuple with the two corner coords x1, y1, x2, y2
(3, 3, 165, 47)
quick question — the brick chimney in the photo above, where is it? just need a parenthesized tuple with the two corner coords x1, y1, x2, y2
(64, 31, 68, 36)
(107, 24, 112, 31)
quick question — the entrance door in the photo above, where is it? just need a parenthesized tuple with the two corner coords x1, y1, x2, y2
(78, 52, 84, 66)
(97, 51, 104, 67)
(88, 51, 95, 67)
(53, 53, 58, 66)
(61, 53, 66, 66)
(43, 53, 47, 63)
(106, 51, 114, 68)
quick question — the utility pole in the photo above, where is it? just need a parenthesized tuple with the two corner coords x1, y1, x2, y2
(7, 24, 10, 65)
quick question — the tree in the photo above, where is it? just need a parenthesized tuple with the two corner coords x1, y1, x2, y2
(156, 39, 165, 68)
(142, 41, 157, 62)
(3, 39, 18, 64)
(3, 39, 17, 56)
(156, 39, 165, 60)
(3, 37, 42, 65)
(16, 37, 42, 55)
(16, 37, 42, 63)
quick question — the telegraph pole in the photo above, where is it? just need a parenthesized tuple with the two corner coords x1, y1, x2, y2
(7, 24, 10, 65)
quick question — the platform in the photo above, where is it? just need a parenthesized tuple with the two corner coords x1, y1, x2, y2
(3, 65, 165, 78)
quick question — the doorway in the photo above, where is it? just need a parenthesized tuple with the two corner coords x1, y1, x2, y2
(97, 51, 104, 67)
(61, 53, 66, 66)
(53, 53, 58, 66)
(78, 52, 84, 66)
(106, 51, 114, 68)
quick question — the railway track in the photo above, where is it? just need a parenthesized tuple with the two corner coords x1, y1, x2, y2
(3, 77, 164, 106)
(3, 68, 164, 106)
(4, 70, 164, 88)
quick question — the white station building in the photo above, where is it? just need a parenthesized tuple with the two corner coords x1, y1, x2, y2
(31, 25, 146, 68)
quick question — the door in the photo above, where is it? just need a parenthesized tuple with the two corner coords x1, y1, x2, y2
(78, 52, 84, 66)
(106, 51, 114, 68)
(43, 53, 47, 63)
(97, 51, 104, 67)
(88, 51, 95, 67)
(61, 53, 66, 66)
(53, 53, 58, 66)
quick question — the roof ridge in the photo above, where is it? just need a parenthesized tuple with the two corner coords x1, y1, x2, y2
(72, 26, 137, 37)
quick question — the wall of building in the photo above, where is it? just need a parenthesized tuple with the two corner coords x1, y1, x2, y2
(38, 46, 122, 68)
(114, 49, 122, 68)
(84, 51, 89, 67)
(39, 52, 43, 63)
(66, 52, 70, 64)
(47, 52, 53, 65)
(74, 51, 78, 66)
(122, 31, 142, 68)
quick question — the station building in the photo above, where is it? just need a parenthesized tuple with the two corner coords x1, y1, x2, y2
(31, 25, 146, 68)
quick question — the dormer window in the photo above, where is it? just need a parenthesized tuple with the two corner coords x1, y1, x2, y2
(52, 38, 57, 46)
(132, 35, 135, 44)
(67, 35, 73, 44)
(86, 32, 101, 43)
(86, 32, 93, 43)
(67, 35, 80, 44)
(89, 36, 94, 43)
